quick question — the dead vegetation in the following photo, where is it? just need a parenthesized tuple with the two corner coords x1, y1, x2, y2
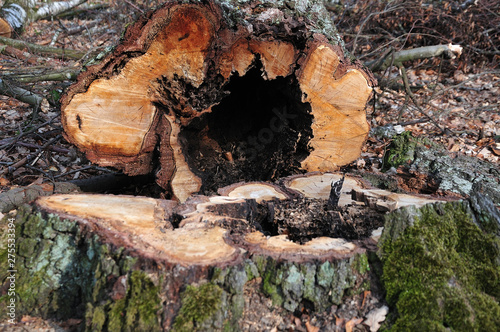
(0, 1, 498, 331)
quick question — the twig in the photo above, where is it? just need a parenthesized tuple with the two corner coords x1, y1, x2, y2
(124, 0, 145, 14)
(15, 141, 70, 154)
(0, 135, 61, 176)
(0, 36, 86, 60)
(352, 3, 403, 54)
(0, 156, 29, 176)
(429, 70, 500, 98)
(0, 115, 60, 150)
(8, 69, 79, 83)
(398, 64, 448, 134)
(0, 78, 46, 109)
(397, 118, 430, 126)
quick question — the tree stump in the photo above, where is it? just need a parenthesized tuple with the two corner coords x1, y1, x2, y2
(60, 0, 375, 202)
(1, 171, 453, 331)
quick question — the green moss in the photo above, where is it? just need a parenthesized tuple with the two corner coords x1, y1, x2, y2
(89, 306, 107, 331)
(252, 255, 268, 274)
(382, 131, 416, 171)
(353, 253, 370, 275)
(381, 202, 500, 330)
(261, 261, 284, 307)
(173, 282, 223, 332)
(244, 259, 260, 281)
(87, 270, 161, 332)
(123, 271, 161, 331)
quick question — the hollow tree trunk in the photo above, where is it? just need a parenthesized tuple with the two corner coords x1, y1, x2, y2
(60, 0, 376, 202)
(0, 172, 448, 331)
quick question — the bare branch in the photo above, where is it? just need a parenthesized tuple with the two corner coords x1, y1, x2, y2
(0, 35, 85, 59)
(367, 44, 463, 72)
(0, 77, 46, 108)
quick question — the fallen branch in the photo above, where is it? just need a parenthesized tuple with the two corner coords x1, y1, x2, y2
(367, 44, 463, 72)
(8, 69, 79, 83)
(0, 0, 88, 37)
(0, 35, 85, 59)
(0, 77, 48, 109)
(35, 0, 88, 20)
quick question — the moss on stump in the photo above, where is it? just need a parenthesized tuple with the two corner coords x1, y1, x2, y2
(0, 205, 371, 331)
(378, 198, 500, 331)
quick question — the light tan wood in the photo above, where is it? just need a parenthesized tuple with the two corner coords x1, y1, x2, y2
(164, 113, 202, 202)
(284, 172, 444, 212)
(38, 194, 168, 226)
(284, 172, 364, 206)
(0, 18, 11, 38)
(352, 188, 442, 212)
(298, 44, 372, 171)
(218, 182, 290, 203)
(244, 232, 360, 261)
(37, 194, 240, 266)
(62, 6, 213, 161)
(249, 40, 297, 80)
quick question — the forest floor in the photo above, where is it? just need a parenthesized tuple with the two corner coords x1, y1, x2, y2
(0, 0, 498, 331)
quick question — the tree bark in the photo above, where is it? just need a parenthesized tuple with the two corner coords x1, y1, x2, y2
(0, 190, 368, 330)
(377, 191, 500, 330)
(0, 171, 454, 331)
(60, 0, 376, 202)
(0, 0, 87, 37)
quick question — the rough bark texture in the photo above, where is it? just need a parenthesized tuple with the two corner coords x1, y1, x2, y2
(381, 131, 500, 204)
(61, 0, 375, 202)
(0, 195, 371, 331)
(0, 170, 459, 330)
(6, 183, 496, 331)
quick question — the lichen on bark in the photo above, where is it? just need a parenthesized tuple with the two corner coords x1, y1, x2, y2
(0, 206, 162, 331)
(382, 131, 500, 203)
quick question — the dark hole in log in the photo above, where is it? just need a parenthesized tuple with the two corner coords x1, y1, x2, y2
(181, 61, 313, 195)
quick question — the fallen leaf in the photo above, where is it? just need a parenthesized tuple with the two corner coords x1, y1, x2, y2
(363, 306, 389, 332)
(305, 321, 320, 332)
(0, 177, 9, 185)
(346, 318, 363, 332)
(335, 315, 345, 327)
(361, 290, 372, 308)
(29, 177, 44, 186)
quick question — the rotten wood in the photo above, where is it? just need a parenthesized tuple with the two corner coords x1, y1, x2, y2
(60, 0, 376, 202)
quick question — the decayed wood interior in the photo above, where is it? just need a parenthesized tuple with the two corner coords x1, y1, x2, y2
(61, 2, 374, 202)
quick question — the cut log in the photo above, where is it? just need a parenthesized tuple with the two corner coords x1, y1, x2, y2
(2, 193, 371, 330)
(60, 0, 375, 202)
(1, 172, 463, 330)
